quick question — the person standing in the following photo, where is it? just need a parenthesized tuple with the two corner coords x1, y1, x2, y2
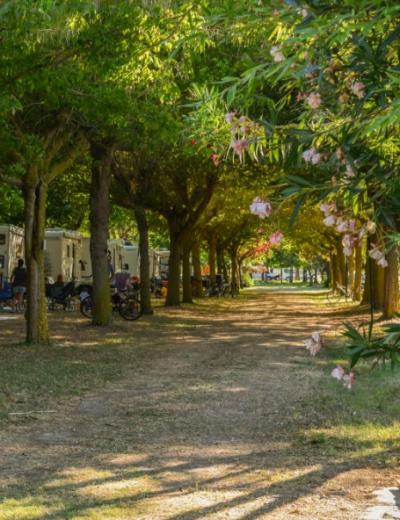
(11, 258, 27, 312)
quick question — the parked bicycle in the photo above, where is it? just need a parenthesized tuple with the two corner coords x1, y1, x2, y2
(222, 281, 240, 298)
(80, 287, 142, 321)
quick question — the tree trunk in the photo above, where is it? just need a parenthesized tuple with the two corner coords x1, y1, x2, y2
(192, 239, 204, 298)
(336, 238, 345, 286)
(134, 205, 153, 314)
(89, 143, 114, 326)
(374, 264, 385, 310)
(216, 245, 224, 275)
(230, 249, 239, 289)
(362, 250, 371, 305)
(353, 243, 363, 301)
(208, 234, 217, 285)
(348, 250, 355, 290)
(182, 242, 192, 303)
(24, 181, 49, 344)
(166, 233, 181, 306)
(382, 247, 399, 319)
(295, 267, 300, 282)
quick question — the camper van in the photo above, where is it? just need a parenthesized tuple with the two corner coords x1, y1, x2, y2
(44, 229, 83, 282)
(108, 239, 125, 274)
(122, 244, 140, 276)
(0, 225, 24, 281)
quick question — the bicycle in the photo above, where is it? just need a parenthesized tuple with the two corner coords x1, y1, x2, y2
(80, 287, 142, 321)
(222, 282, 240, 298)
(327, 283, 353, 305)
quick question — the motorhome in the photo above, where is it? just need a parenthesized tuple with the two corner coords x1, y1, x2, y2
(0, 225, 24, 281)
(44, 228, 83, 282)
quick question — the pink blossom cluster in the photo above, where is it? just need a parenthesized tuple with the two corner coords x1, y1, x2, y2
(302, 147, 322, 165)
(225, 113, 257, 159)
(304, 331, 323, 356)
(331, 365, 355, 389)
(249, 197, 272, 219)
(319, 202, 386, 266)
(369, 244, 388, 268)
(269, 230, 284, 246)
(270, 46, 285, 63)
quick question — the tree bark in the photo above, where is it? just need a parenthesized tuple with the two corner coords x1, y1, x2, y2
(24, 180, 49, 344)
(336, 238, 345, 286)
(348, 250, 355, 290)
(192, 239, 204, 298)
(166, 233, 182, 306)
(353, 243, 363, 301)
(216, 244, 224, 275)
(230, 248, 239, 289)
(382, 247, 399, 319)
(182, 242, 193, 303)
(89, 142, 114, 325)
(134, 205, 153, 314)
(208, 234, 217, 285)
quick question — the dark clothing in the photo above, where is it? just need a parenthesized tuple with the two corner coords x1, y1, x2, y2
(12, 266, 27, 288)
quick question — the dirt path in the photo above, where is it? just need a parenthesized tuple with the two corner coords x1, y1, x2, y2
(0, 289, 397, 519)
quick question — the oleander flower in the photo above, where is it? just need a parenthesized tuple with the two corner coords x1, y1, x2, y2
(342, 371, 355, 389)
(331, 365, 345, 380)
(351, 81, 366, 99)
(365, 221, 377, 234)
(304, 331, 323, 356)
(225, 112, 236, 124)
(306, 92, 322, 109)
(345, 164, 355, 177)
(269, 230, 284, 245)
(377, 256, 388, 268)
(336, 219, 349, 233)
(302, 147, 321, 164)
(249, 197, 272, 219)
(323, 215, 336, 226)
(231, 138, 248, 158)
(270, 46, 285, 63)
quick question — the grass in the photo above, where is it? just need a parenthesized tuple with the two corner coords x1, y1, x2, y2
(0, 342, 126, 423)
(298, 331, 400, 462)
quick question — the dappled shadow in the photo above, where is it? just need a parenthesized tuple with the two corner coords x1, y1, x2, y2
(0, 289, 390, 518)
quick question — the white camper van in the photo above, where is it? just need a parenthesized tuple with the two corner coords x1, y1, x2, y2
(0, 225, 24, 281)
(44, 229, 83, 282)
(122, 244, 140, 276)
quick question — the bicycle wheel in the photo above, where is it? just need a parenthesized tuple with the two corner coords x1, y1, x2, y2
(119, 297, 142, 321)
(80, 295, 93, 319)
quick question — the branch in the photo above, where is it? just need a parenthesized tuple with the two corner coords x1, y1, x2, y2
(0, 171, 23, 189)
(47, 134, 88, 182)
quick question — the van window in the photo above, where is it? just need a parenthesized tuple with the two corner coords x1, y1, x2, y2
(0, 255, 4, 268)
(66, 245, 71, 258)
(0, 234, 5, 245)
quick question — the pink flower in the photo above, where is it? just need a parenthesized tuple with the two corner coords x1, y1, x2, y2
(311, 152, 322, 165)
(351, 81, 366, 99)
(323, 215, 336, 226)
(306, 92, 322, 109)
(369, 245, 384, 261)
(365, 221, 377, 234)
(336, 219, 349, 233)
(225, 112, 236, 124)
(231, 138, 248, 158)
(249, 197, 272, 219)
(342, 234, 354, 256)
(343, 371, 355, 389)
(211, 154, 220, 167)
(270, 46, 285, 63)
(345, 164, 355, 177)
(269, 230, 284, 245)
(304, 331, 323, 356)
(377, 256, 388, 268)
(331, 365, 345, 380)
